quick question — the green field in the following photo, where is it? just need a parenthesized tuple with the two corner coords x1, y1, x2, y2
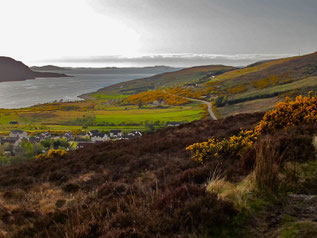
(0, 101, 204, 135)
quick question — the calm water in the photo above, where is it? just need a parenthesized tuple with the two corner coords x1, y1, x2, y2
(0, 68, 161, 109)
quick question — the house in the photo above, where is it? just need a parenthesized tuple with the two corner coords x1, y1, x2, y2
(110, 130, 122, 138)
(76, 132, 90, 141)
(88, 130, 99, 137)
(40, 132, 51, 139)
(167, 122, 181, 127)
(124, 131, 142, 139)
(9, 130, 28, 139)
(62, 131, 73, 140)
(131, 131, 142, 137)
(1, 137, 19, 144)
(51, 134, 61, 140)
(89, 130, 109, 142)
(28, 137, 41, 144)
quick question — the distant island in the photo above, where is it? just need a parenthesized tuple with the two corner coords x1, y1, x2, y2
(0, 57, 69, 82)
(30, 65, 67, 71)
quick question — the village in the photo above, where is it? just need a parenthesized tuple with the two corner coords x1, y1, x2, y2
(0, 129, 143, 158)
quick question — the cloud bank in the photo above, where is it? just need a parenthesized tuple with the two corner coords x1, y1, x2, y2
(46, 53, 294, 67)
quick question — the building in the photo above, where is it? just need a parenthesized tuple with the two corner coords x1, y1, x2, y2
(91, 132, 109, 142)
(9, 130, 28, 139)
(110, 130, 122, 138)
(167, 122, 181, 127)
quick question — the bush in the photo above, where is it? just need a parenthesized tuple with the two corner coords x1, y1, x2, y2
(255, 92, 317, 135)
(35, 149, 67, 160)
(186, 130, 257, 163)
(187, 92, 317, 163)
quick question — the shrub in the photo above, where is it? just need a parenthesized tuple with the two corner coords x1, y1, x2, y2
(187, 92, 317, 163)
(186, 130, 257, 163)
(35, 149, 67, 160)
(255, 92, 317, 135)
(227, 85, 247, 94)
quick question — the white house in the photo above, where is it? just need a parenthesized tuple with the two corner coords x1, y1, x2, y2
(9, 130, 28, 139)
(110, 130, 122, 138)
(91, 132, 109, 142)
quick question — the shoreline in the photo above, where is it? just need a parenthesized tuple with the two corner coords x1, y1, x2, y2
(0, 74, 72, 83)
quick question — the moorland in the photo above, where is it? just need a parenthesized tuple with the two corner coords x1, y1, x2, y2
(0, 51, 317, 237)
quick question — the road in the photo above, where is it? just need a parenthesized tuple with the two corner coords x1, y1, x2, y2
(163, 90, 217, 120)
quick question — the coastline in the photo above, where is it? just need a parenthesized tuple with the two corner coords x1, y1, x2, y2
(0, 73, 71, 83)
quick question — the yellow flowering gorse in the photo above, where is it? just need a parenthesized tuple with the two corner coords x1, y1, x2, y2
(187, 92, 317, 163)
(35, 149, 67, 160)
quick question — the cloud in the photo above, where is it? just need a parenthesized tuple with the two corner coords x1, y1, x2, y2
(46, 53, 293, 67)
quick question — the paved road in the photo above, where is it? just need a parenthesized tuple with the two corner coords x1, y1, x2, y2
(163, 91, 217, 120)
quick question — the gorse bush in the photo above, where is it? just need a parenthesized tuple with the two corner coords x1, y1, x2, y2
(255, 92, 317, 135)
(186, 130, 257, 163)
(126, 89, 189, 106)
(35, 149, 67, 160)
(187, 92, 317, 163)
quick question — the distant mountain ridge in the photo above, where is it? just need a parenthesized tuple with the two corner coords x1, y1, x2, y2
(31, 65, 180, 75)
(0, 57, 69, 82)
(30, 65, 67, 71)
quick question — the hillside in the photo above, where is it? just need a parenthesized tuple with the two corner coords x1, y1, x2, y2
(0, 57, 69, 82)
(84, 64, 235, 99)
(0, 100, 317, 237)
(82, 52, 317, 118)
(0, 112, 263, 237)
(207, 52, 317, 116)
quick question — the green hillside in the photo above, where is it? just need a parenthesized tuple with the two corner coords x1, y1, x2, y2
(84, 64, 235, 99)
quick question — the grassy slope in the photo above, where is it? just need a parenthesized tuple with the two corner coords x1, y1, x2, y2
(0, 112, 263, 237)
(207, 52, 317, 117)
(0, 101, 204, 135)
(86, 65, 235, 98)
(0, 112, 317, 237)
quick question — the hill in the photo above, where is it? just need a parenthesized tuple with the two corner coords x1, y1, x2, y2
(84, 64, 235, 99)
(208, 52, 317, 116)
(0, 57, 69, 82)
(0, 104, 317, 237)
(30, 65, 67, 71)
(0, 112, 262, 237)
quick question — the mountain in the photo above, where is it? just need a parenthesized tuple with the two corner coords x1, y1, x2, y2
(0, 57, 69, 82)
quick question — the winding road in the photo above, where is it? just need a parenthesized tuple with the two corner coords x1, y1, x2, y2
(163, 90, 217, 120)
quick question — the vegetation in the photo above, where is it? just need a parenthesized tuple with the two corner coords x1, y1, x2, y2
(125, 89, 189, 106)
(0, 92, 317, 236)
(187, 92, 317, 163)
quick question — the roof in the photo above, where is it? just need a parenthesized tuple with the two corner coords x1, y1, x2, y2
(110, 130, 122, 133)
(91, 132, 105, 137)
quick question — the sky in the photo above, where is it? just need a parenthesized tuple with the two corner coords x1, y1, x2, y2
(0, 0, 316, 67)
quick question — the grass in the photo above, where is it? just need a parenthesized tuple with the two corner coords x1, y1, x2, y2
(212, 56, 297, 82)
(229, 76, 317, 103)
(218, 97, 279, 117)
(92, 65, 235, 96)
(276, 221, 317, 238)
(88, 93, 129, 100)
(0, 100, 204, 134)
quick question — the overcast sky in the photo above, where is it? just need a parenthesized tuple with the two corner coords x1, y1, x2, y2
(0, 0, 316, 67)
